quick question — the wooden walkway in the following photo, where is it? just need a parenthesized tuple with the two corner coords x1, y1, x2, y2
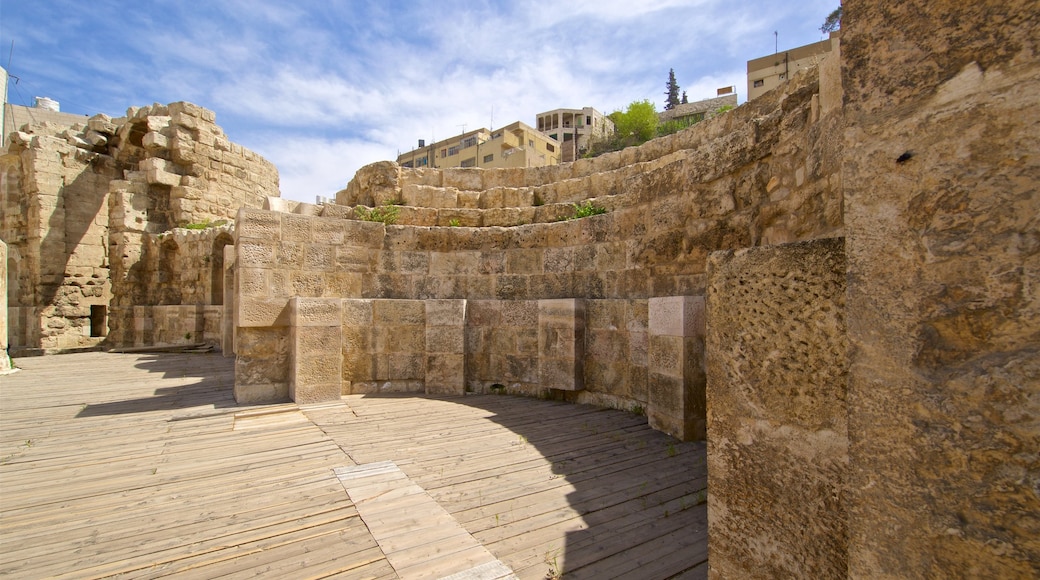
(1, 352, 707, 579)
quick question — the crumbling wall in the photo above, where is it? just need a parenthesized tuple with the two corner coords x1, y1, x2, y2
(2, 100, 278, 353)
(1, 127, 118, 352)
(841, 1, 1040, 577)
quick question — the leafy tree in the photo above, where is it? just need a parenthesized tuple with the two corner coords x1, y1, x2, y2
(664, 69, 680, 110)
(820, 5, 842, 33)
(612, 99, 658, 143)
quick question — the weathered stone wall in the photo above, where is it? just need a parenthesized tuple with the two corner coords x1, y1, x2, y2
(842, 1, 1040, 577)
(337, 64, 842, 244)
(2, 100, 278, 353)
(705, 237, 848, 579)
(232, 63, 843, 425)
(1, 128, 118, 351)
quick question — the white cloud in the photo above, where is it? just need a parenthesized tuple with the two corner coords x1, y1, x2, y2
(2, 0, 842, 204)
(251, 135, 390, 203)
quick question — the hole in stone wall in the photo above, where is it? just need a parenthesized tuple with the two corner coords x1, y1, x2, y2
(211, 233, 233, 306)
(90, 305, 107, 337)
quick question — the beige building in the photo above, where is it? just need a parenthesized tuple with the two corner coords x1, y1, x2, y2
(747, 31, 839, 100)
(397, 121, 560, 170)
(535, 107, 614, 162)
(658, 90, 738, 126)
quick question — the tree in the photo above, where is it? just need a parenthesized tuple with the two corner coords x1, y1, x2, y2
(820, 5, 842, 33)
(611, 99, 658, 143)
(664, 69, 680, 110)
(681, 91, 688, 104)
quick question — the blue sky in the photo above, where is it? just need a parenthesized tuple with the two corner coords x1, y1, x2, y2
(1, 0, 837, 203)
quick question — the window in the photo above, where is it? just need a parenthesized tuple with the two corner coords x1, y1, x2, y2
(550, 134, 558, 140)
(586, 115, 592, 125)
(546, 143, 555, 152)
(528, 139, 534, 147)
(416, 156, 428, 167)
(461, 157, 476, 167)
(483, 154, 494, 163)
(402, 160, 414, 168)
(563, 133, 573, 141)
(448, 145, 460, 156)
(753, 79, 764, 87)
(440, 148, 447, 158)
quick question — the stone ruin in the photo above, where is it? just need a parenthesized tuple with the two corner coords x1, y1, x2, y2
(1, 101, 277, 353)
(1, 0, 1037, 577)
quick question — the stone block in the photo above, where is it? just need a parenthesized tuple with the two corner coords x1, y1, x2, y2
(373, 299, 425, 325)
(281, 213, 313, 242)
(538, 299, 585, 391)
(426, 325, 465, 354)
(237, 297, 290, 327)
(429, 251, 480, 276)
(341, 299, 373, 326)
(388, 354, 425, 380)
(425, 354, 465, 395)
(335, 246, 376, 272)
(304, 244, 334, 271)
(425, 299, 465, 327)
(290, 297, 342, 328)
(237, 208, 281, 241)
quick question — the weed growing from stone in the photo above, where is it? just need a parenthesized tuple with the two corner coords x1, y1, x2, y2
(567, 200, 606, 220)
(354, 201, 400, 225)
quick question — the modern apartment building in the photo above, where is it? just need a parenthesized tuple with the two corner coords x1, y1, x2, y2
(534, 107, 614, 162)
(747, 31, 839, 101)
(397, 121, 560, 170)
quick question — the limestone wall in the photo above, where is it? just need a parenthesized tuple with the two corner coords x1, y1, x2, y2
(232, 62, 842, 426)
(841, 1, 1040, 576)
(706, 237, 848, 578)
(2, 100, 278, 353)
(1, 129, 118, 351)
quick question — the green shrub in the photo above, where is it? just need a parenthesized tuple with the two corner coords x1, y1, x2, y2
(354, 201, 400, 225)
(569, 200, 607, 220)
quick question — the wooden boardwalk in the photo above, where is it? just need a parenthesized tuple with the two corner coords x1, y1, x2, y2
(1, 352, 707, 579)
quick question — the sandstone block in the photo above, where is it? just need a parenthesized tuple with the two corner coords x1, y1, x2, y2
(290, 297, 342, 328)
(425, 299, 465, 327)
(236, 208, 281, 241)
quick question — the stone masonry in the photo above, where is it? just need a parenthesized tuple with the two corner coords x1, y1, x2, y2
(1, 101, 278, 353)
(2, 1, 1036, 576)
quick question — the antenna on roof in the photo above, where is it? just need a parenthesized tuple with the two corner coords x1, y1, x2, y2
(774, 31, 778, 54)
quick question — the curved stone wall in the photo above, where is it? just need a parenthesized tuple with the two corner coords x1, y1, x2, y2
(233, 62, 843, 417)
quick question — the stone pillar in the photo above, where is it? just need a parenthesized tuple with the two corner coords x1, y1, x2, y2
(233, 207, 290, 404)
(289, 297, 343, 404)
(842, 1, 1040, 576)
(538, 298, 584, 391)
(425, 299, 466, 395)
(705, 238, 848, 580)
(0, 239, 10, 373)
(647, 295, 706, 441)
